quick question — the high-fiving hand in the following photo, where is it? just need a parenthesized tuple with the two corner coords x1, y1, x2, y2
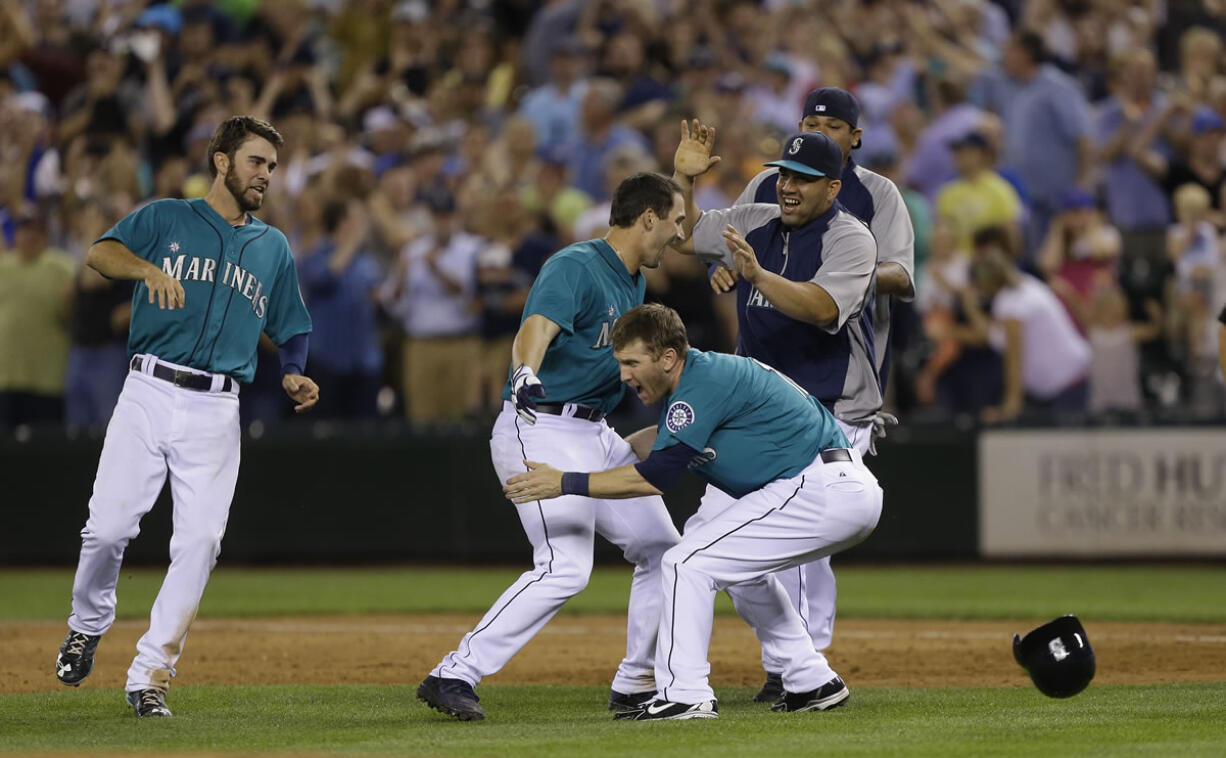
(673, 119, 721, 179)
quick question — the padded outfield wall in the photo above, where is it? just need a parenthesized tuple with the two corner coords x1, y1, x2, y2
(3, 423, 1222, 564)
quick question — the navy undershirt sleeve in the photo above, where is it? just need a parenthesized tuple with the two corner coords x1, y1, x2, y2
(634, 442, 701, 492)
(278, 332, 310, 376)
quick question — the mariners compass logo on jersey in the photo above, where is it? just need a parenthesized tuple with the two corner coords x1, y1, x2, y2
(666, 401, 695, 433)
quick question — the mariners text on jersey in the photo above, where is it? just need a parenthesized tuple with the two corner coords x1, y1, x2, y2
(161, 252, 269, 318)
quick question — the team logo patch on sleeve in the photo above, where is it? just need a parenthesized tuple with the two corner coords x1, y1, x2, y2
(665, 401, 695, 433)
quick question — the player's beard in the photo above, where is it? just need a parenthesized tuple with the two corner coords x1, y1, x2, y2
(225, 165, 265, 212)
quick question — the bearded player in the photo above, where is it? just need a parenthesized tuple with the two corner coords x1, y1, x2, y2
(54, 116, 318, 717)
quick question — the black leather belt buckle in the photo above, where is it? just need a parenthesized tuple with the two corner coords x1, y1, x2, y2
(820, 448, 853, 464)
(172, 370, 193, 388)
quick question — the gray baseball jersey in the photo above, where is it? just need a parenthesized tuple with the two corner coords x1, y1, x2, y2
(737, 163, 915, 383)
(692, 201, 881, 423)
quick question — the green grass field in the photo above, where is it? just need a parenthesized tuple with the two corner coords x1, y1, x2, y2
(2, 565, 1224, 756)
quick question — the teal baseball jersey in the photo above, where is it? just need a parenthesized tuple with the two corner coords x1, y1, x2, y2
(501, 238, 645, 414)
(652, 349, 850, 498)
(99, 198, 311, 383)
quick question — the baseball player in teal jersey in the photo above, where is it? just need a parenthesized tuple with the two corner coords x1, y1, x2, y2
(505, 304, 883, 721)
(418, 173, 687, 722)
(54, 117, 317, 718)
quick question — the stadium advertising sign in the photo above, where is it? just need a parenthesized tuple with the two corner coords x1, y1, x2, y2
(979, 429, 1226, 556)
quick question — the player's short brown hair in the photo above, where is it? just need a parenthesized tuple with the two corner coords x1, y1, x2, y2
(608, 172, 682, 228)
(206, 116, 284, 177)
(611, 303, 689, 359)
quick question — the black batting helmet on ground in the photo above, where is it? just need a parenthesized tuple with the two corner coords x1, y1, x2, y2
(1013, 615, 1096, 698)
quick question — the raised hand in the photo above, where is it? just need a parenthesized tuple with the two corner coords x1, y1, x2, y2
(723, 225, 761, 284)
(673, 119, 721, 179)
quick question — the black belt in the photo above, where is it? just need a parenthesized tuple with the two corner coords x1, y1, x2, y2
(536, 403, 605, 422)
(132, 357, 233, 393)
(820, 448, 853, 463)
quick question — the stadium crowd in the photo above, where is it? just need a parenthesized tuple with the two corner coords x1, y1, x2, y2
(2, 0, 1225, 431)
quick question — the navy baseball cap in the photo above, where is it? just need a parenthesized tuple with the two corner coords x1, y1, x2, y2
(765, 132, 844, 179)
(802, 87, 860, 128)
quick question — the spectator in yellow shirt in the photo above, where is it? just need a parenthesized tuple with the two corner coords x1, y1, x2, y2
(0, 211, 76, 427)
(936, 132, 1024, 257)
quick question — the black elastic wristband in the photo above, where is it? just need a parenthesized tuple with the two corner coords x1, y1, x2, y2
(560, 472, 590, 497)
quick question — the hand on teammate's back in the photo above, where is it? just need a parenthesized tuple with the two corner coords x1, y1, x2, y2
(709, 266, 739, 293)
(143, 270, 185, 309)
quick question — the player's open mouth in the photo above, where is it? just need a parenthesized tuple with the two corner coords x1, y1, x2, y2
(781, 197, 800, 210)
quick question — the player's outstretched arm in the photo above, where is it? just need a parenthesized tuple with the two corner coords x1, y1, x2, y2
(503, 462, 662, 504)
(671, 118, 720, 255)
(86, 239, 185, 309)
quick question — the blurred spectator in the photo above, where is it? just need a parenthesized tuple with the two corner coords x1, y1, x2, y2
(963, 247, 1092, 422)
(299, 198, 385, 420)
(385, 191, 482, 423)
(518, 37, 591, 150)
(0, 210, 75, 427)
(1135, 107, 1226, 221)
(906, 75, 985, 203)
(1095, 49, 1172, 235)
(519, 146, 592, 243)
(475, 190, 556, 411)
(973, 30, 1092, 256)
(1087, 284, 1162, 415)
(936, 131, 1023, 257)
(1037, 189, 1122, 329)
(567, 78, 650, 200)
(63, 201, 131, 429)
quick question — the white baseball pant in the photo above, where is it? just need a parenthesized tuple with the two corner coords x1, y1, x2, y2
(655, 447, 882, 704)
(433, 403, 681, 694)
(67, 355, 240, 694)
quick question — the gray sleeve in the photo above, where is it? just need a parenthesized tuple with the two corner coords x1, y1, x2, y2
(810, 218, 878, 334)
(692, 203, 781, 268)
(734, 169, 776, 207)
(860, 168, 916, 301)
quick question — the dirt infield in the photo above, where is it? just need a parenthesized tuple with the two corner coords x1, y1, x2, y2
(5, 615, 1224, 695)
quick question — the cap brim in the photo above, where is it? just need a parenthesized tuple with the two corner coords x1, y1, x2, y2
(763, 159, 826, 178)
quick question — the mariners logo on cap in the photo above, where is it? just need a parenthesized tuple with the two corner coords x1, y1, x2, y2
(666, 401, 695, 433)
(789, 137, 803, 155)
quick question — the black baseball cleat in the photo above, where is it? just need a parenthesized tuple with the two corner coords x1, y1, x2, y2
(417, 675, 486, 721)
(608, 688, 657, 711)
(770, 676, 850, 713)
(126, 688, 172, 717)
(613, 699, 718, 721)
(55, 630, 102, 686)
(752, 672, 783, 703)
